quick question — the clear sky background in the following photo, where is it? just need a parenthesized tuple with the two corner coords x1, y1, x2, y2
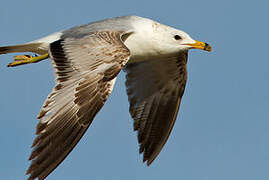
(0, 0, 268, 180)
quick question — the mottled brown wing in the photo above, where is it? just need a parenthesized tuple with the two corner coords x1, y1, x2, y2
(124, 52, 188, 165)
(27, 31, 131, 180)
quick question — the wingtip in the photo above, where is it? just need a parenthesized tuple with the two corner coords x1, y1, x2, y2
(143, 153, 155, 166)
(146, 159, 153, 166)
(0, 46, 10, 55)
(142, 157, 153, 166)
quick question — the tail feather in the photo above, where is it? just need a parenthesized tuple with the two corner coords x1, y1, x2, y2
(0, 43, 43, 55)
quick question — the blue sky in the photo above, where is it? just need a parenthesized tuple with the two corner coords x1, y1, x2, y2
(0, 0, 268, 179)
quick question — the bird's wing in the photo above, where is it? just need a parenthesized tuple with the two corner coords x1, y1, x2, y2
(124, 52, 188, 165)
(27, 31, 131, 180)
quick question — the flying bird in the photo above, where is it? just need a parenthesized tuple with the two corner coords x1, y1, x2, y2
(0, 16, 211, 180)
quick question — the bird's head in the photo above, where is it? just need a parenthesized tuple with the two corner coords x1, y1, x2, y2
(124, 17, 212, 61)
(150, 23, 212, 56)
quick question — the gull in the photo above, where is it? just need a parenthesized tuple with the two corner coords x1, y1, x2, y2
(0, 16, 212, 180)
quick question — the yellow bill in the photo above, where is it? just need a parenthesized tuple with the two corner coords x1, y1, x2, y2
(185, 40, 212, 52)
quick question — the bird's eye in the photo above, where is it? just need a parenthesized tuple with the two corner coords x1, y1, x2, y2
(174, 35, 182, 40)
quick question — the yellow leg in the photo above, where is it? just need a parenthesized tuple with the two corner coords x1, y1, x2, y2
(7, 53, 49, 67)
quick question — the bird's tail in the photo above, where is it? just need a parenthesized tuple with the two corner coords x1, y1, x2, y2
(0, 43, 42, 55)
(0, 43, 49, 67)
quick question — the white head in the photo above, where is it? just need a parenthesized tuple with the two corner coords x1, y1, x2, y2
(125, 16, 211, 60)
(149, 21, 212, 56)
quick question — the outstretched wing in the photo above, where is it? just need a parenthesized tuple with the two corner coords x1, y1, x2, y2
(124, 52, 188, 165)
(27, 31, 131, 180)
